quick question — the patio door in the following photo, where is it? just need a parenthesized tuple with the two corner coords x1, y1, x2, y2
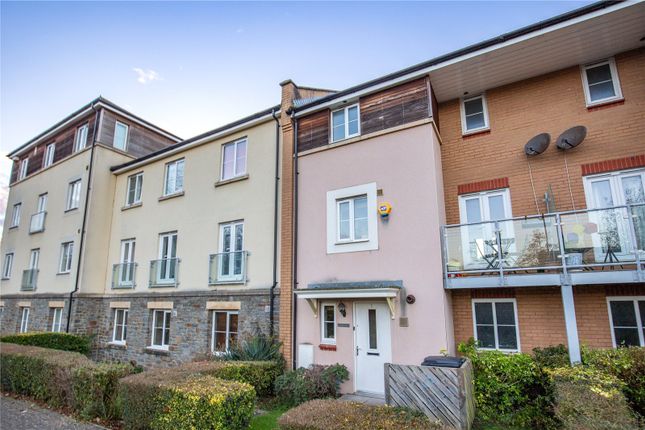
(354, 302, 391, 395)
(158, 233, 177, 283)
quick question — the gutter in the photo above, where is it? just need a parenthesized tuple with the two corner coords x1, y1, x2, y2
(291, 111, 299, 369)
(270, 109, 281, 337)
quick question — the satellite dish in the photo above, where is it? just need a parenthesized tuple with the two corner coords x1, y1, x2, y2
(556, 126, 587, 150)
(524, 133, 550, 156)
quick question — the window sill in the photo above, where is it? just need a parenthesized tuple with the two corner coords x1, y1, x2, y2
(56, 272, 71, 276)
(121, 202, 142, 211)
(335, 239, 369, 246)
(64, 208, 79, 214)
(215, 174, 249, 188)
(209, 279, 246, 286)
(28, 229, 45, 235)
(330, 134, 360, 145)
(158, 191, 184, 202)
(8, 226, 18, 230)
(319, 344, 337, 351)
(462, 128, 491, 139)
(108, 342, 127, 349)
(145, 346, 170, 356)
(1, 277, 9, 281)
(586, 98, 625, 111)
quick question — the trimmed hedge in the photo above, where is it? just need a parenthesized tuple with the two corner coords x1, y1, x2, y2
(275, 364, 349, 407)
(1, 332, 91, 354)
(119, 367, 255, 430)
(0, 343, 134, 420)
(278, 399, 443, 430)
(182, 360, 283, 396)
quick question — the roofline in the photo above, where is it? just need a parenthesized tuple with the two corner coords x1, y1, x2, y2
(110, 104, 280, 174)
(7, 96, 182, 158)
(292, 0, 627, 115)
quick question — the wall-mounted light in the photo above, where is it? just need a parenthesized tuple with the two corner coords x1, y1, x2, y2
(338, 302, 346, 317)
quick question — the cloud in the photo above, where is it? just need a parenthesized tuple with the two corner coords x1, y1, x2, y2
(133, 68, 162, 85)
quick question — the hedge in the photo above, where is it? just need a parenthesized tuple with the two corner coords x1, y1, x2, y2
(274, 364, 349, 407)
(0, 343, 134, 420)
(1, 332, 91, 354)
(182, 360, 282, 396)
(278, 399, 443, 430)
(119, 367, 255, 430)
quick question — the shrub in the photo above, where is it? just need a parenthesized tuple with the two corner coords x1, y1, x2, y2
(223, 331, 284, 364)
(274, 364, 349, 407)
(182, 360, 283, 396)
(533, 344, 570, 369)
(549, 366, 639, 430)
(72, 362, 134, 420)
(1, 332, 91, 354)
(119, 367, 255, 430)
(278, 399, 443, 430)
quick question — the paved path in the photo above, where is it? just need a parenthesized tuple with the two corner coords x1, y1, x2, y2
(0, 396, 106, 430)
(339, 392, 386, 405)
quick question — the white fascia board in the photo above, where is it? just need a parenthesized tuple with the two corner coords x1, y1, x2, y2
(294, 288, 400, 300)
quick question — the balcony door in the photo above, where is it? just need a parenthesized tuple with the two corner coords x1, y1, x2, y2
(29, 249, 40, 269)
(157, 233, 177, 283)
(120, 239, 136, 285)
(218, 222, 244, 281)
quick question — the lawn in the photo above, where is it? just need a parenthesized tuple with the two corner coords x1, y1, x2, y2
(249, 403, 288, 430)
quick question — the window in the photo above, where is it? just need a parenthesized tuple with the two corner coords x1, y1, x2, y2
(126, 173, 143, 206)
(331, 104, 360, 142)
(29, 249, 40, 269)
(112, 308, 128, 344)
(2, 253, 13, 279)
(66, 179, 82, 210)
(113, 121, 129, 151)
(10, 203, 21, 228)
(321, 304, 336, 344)
(337, 195, 368, 243)
(581, 58, 622, 106)
(218, 221, 244, 281)
(31, 194, 47, 233)
(20, 307, 30, 333)
(163, 159, 184, 196)
(326, 183, 378, 254)
(221, 138, 247, 181)
(151, 309, 171, 349)
(607, 297, 644, 347)
(472, 299, 520, 352)
(211, 311, 238, 352)
(460, 94, 489, 134)
(44, 143, 56, 168)
(74, 124, 89, 152)
(51, 308, 63, 333)
(156, 232, 178, 284)
(59, 242, 74, 274)
(18, 159, 28, 180)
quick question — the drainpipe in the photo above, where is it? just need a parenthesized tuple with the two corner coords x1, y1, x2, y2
(270, 109, 281, 337)
(66, 103, 100, 333)
(291, 110, 299, 369)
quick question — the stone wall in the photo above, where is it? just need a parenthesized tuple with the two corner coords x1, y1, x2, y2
(0, 295, 70, 335)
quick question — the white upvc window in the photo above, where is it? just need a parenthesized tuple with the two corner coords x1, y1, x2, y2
(18, 159, 29, 180)
(29, 249, 40, 269)
(113, 121, 129, 151)
(10, 203, 21, 228)
(157, 232, 178, 283)
(581, 58, 623, 107)
(607, 297, 645, 348)
(112, 308, 128, 344)
(2, 253, 13, 279)
(336, 195, 368, 243)
(221, 138, 247, 181)
(51, 308, 63, 332)
(211, 310, 239, 352)
(20, 307, 30, 333)
(460, 94, 490, 134)
(66, 179, 82, 210)
(331, 104, 360, 143)
(74, 123, 89, 152)
(163, 159, 185, 196)
(151, 309, 171, 349)
(118, 239, 136, 286)
(59, 242, 74, 274)
(320, 303, 336, 345)
(326, 183, 378, 254)
(126, 172, 143, 206)
(44, 143, 56, 168)
(218, 221, 244, 282)
(472, 299, 520, 352)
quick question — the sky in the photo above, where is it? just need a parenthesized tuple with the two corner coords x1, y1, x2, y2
(0, 0, 593, 228)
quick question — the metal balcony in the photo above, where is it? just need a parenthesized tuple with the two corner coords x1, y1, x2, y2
(149, 258, 180, 288)
(441, 203, 645, 289)
(112, 263, 137, 289)
(29, 211, 46, 233)
(21, 269, 38, 291)
(209, 251, 248, 285)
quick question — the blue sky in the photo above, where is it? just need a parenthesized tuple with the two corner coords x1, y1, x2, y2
(0, 1, 593, 224)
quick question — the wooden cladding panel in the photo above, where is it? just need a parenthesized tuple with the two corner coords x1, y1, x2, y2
(99, 110, 176, 158)
(297, 109, 329, 152)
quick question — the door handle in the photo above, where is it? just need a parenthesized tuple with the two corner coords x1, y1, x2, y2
(356, 346, 360, 356)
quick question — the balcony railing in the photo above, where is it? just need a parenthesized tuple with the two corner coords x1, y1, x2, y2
(442, 203, 645, 288)
(29, 211, 46, 233)
(209, 251, 248, 285)
(149, 258, 180, 288)
(21, 269, 38, 291)
(112, 263, 137, 289)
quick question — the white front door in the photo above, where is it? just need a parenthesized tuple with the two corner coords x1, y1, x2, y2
(354, 302, 392, 395)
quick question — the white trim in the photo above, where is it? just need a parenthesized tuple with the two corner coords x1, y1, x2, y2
(43, 143, 56, 168)
(580, 57, 623, 107)
(58, 241, 74, 274)
(210, 310, 239, 353)
(330, 104, 361, 143)
(20, 307, 30, 333)
(74, 123, 89, 152)
(320, 303, 337, 345)
(125, 172, 143, 206)
(66, 179, 82, 210)
(51, 307, 63, 332)
(217, 221, 244, 282)
(113, 121, 130, 151)
(112, 308, 128, 344)
(326, 182, 378, 254)
(10, 203, 21, 228)
(460, 94, 490, 135)
(458, 188, 512, 223)
(220, 138, 248, 181)
(18, 159, 28, 180)
(606, 296, 645, 348)
(2, 253, 14, 279)
(150, 309, 171, 349)
(295, 287, 400, 300)
(471, 298, 521, 352)
(163, 158, 185, 196)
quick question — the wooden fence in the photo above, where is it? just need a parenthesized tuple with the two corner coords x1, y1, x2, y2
(384, 360, 475, 430)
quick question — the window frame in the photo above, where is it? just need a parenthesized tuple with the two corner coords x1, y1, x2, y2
(150, 309, 171, 349)
(126, 172, 144, 206)
(472, 298, 521, 352)
(113, 121, 129, 151)
(51, 307, 63, 333)
(2, 253, 14, 279)
(320, 303, 337, 345)
(211, 310, 239, 353)
(18, 159, 29, 180)
(330, 103, 360, 143)
(326, 182, 378, 254)
(163, 158, 185, 196)
(58, 241, 74, 274)
(336, 195, 369, 243)
(580, 58, 623, 107)
(10, 203, 21, 228)
(66, 179, 82, 211)
(112, 308, 129, 345)
(44, 143, 56, 168)
(606, 296, 645, 348)
(220, 138, 248, 181)
(20, 307, 30, 333)
(460, 94, 490, 135)
(74, 123, 89, 152)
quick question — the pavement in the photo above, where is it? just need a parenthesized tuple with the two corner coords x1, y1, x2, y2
(339, 392, 386, 405)
(0, 396, 107, 430)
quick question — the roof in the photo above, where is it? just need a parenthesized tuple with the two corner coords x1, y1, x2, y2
(8, 96, 182, 158)
(110, 104, 280, 173)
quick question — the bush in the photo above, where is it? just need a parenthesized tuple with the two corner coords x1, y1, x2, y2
(533, 344, 570, 369)
(1, 332, 91, 354)
(0, 343, 134, 420)
(119, 367, 255, 430)
(549, 366, 639, 430)
(223, 331, 284, 364)
(274, 364, 349, 407)
(182, 360, 283, 396)
(278, 399, 443, 430)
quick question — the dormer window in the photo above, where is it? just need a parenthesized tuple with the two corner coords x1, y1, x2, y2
(74, 124, 89, 152)
(18, 159, 29, 180)
(331, 104, 360, 143)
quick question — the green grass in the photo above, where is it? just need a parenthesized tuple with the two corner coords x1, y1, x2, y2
(249, 406, 287, 430)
